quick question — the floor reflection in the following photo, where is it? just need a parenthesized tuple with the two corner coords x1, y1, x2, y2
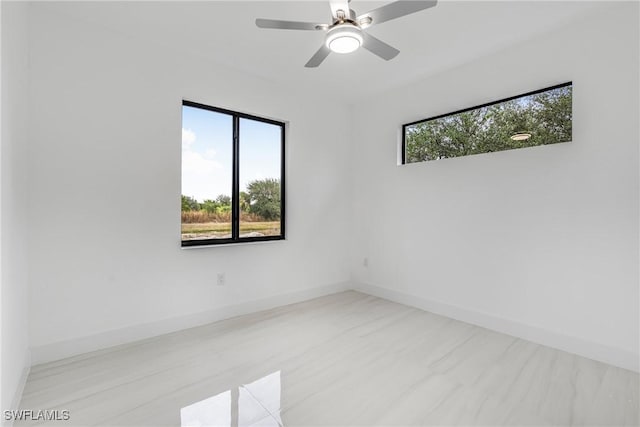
(181, 371, 282, 427)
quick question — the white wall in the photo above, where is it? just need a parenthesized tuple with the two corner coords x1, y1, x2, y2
(1, 0, 31, 417)
(351, 3, 639, 371)
(18, 1, 640, 373)
(27, 5, 352, 362)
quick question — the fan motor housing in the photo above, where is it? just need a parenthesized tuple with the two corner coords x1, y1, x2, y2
(334, 7, 357, 22)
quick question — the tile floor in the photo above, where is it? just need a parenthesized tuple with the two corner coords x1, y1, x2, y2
(17, 291, 639, 426)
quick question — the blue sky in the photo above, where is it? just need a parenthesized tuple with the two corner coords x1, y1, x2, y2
(182, 106, 281, 202)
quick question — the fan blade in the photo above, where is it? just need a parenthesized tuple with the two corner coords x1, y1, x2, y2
(256, 18, 326, 31)
(329, 0, 351, 20)
(305, 44, 331, 68)
(357, 0, 437, 28)
(361, 32, 400, 61)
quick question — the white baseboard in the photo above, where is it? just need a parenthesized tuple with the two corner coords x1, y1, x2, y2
(31, 280, 638, 373)
(354, 282, 639, 373)
(5, 350, 31, 426)
(31, 281, 351, 366)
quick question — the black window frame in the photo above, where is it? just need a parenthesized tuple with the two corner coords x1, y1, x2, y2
(401, 81, 573, 164)
(181, 100, 286, 247)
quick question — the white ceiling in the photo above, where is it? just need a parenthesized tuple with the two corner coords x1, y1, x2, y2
(41, 1, 611, 102)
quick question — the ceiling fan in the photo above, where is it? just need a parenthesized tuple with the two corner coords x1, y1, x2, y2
(256, 0, 438, 68)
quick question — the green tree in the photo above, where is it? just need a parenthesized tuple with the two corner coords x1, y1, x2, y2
(405, 86, 572, 163)
(201, 199, 219, 213)
(239, 191, 250, 212)
(181, 195, 200, 211)
(215, 194, 231, 206)
(246, 178, 280, 220)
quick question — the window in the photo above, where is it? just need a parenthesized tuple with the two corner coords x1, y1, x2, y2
(181, 101, 285, 246)
(402, 82, 572, 164)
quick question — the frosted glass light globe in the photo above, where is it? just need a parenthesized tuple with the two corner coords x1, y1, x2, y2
(326, 26, 363, 54)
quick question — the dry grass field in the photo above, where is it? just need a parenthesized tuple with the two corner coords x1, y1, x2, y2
(181, 221, 281, 240)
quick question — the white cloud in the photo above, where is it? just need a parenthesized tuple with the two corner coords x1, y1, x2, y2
(182, 142, 230, 201)
(182, 150, 221, 176)
(181, 127, 229, 200)
(182, 128, 196, 149)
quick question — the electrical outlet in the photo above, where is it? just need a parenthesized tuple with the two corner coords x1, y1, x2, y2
(217, 273, 226, 286)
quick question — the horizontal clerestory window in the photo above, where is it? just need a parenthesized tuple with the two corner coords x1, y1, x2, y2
(402, 82, 573, 164)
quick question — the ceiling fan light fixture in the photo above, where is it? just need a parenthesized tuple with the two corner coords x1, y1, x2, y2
(325, 25, 363, 54)
(255, 0, 439, 67)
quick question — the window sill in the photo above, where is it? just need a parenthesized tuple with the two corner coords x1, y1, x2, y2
(181, 236, 285, 249)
